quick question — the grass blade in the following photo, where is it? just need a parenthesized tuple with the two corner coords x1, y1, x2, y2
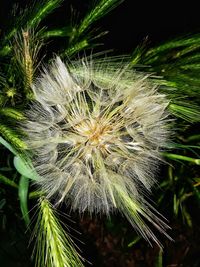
(0, 173, 18, 188)
(18, 175, 30, 226)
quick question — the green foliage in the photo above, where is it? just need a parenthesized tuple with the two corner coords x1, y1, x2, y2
(65, 0, 123, 56)
(132, 35, 200, 129)
(76, 0, 123, 36)
(130, 35, 200, 234)
(162, 152, 200, 165)
(0, 173, 18, 188)
(27, 0, 64, 28)
(42, 26, 73, 38)
(13, 156, 40, 181)
(135, 34, 200, 101)
(0, 0, 64, 54)
(169, 103, 200, 122)
(18, 175, 30, 226)
(154, 249, 163, 267)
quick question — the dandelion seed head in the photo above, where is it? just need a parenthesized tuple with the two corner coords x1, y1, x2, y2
(23, 57, 171, 245)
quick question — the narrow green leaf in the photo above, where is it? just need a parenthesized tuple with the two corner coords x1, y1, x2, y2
(29, 190, 44, 199)
(27, 0, 64, 28)
(18, 175, 30, 226)
(0, 199, 6, 209)
(0, 136, 17, 155)
(193, 187, 200, 201)
(194, 178, 200, 183)
(131, 38, 148, 65)
(173, 194, 179, 216)
(187, 134, 200, 142)
(172, 44, 200, 59)
(0, 173, 18, 188)
(145, 34, 200, 62)
(0, 137, 39, 181)
(77, 0, 123, 36)
(65, 39, 89, 56)
(13, 156, 39, 181)
(180, 63, 200, 70)
(127, 236, 141, 247)
(167, 143, 200, 150)
(154, 249, 163, 267)
(169, 103, 200, 122)
(162, 152, 200, 165)
(182, 206, 192, 227)
(42, 27, 73, 39)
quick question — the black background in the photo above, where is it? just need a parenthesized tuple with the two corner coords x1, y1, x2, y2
(0, 0, 200, 54)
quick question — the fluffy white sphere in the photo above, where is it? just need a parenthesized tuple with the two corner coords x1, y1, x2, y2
(23, 57, 171, 246)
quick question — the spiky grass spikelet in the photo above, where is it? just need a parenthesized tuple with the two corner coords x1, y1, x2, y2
(33, 197, 84, 267)
(13, 29, 43, 99)
(23, 57, 171, 246)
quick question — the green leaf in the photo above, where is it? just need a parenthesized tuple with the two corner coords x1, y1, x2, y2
(162, 152, 200, 165)
(29, 190, 44, 199)
(144, 34, 200, 64)
(194, 178, 200, 183)
(18, 175, 30, 226)
(0, 173, 18, 188)
(77, 0, 123, 36)
(65, 39, 89, 57)
(0, 137, 39, 181)
(127, 236, 141, 247)
(42, 27, 73, 39)
(187, 134, 200, 142)
(193, 187, 200, 201)
(13, 156, 39, 181)
(182, 206, 192, 228)
(169, 103, 200, 122)
(27, 0, 64, 28)
(173, 194, 179, 216)
(0, 136, 17, 155)
(0, 198, 6, 209)
(154, 249, 163, 267)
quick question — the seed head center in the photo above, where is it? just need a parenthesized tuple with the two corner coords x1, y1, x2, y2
(76, 118, 111, 147)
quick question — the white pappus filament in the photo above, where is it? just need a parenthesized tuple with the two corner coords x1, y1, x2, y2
(23, 57, 172, 246)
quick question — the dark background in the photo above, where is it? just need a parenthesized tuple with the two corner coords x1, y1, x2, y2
(0, 0, 200, 54)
